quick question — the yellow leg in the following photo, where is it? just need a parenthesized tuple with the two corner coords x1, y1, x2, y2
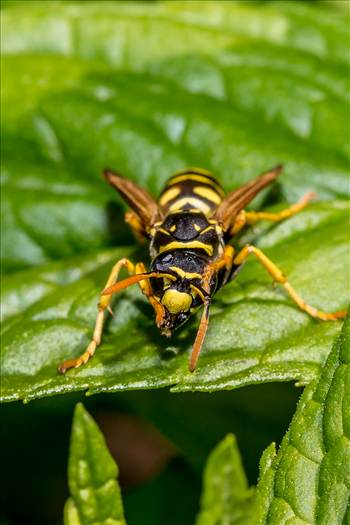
(245, 191, 315, 224)
(234, 245, 346, 321)
(230, 210, 246, 235)
(202, 245, 235, 289)
(58, 258, 135, 373)
(125, 211, 146, 244)
(135, 262, 166, 327)
(229, 191, 315, 236)
(189, 245, 235, 372)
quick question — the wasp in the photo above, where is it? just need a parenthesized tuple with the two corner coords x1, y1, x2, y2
(59, 166, 346, 374)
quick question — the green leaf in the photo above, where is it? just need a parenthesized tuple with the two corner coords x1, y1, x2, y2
(2, 1, 348, 66)
(1, 202, 348, 402)
(1, 1, 349, 401)
(64, 402, 126, 525)
(254, 312, 350, 524)
(196, 434, 254, 525)
(2, 1, 349, 271)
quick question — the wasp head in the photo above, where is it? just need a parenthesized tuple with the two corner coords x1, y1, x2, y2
(150, 250, 213, 335)
(158, 284, 194, 335)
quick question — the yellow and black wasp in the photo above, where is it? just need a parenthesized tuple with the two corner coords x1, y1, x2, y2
(59, 166, 346, 374)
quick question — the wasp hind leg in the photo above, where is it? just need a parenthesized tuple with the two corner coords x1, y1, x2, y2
(58, 258, 135, 374)
(234, 245, 346, 321)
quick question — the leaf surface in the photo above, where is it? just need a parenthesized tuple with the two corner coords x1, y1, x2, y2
(2, 1, 349, 271)
(1, 1, 349, 401)
(254, 312, 350, 524)
(1, 202, 348, 402)
(64, 403, 126, 525)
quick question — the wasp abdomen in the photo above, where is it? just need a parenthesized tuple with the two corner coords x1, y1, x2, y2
(158, 168, 224, 216)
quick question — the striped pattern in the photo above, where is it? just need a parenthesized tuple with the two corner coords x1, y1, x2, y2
(158, 168, 224, 216)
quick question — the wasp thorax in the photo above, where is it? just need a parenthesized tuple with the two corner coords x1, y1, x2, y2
(162, 212, 209, 240)
(161, 288, 192, 314)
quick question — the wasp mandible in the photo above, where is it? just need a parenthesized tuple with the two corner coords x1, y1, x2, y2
(59, 166, 346, 374)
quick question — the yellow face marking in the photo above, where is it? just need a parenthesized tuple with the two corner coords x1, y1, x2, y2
(169, 197, 211, 214)
(168, 173, 225, 196)
(193, 224, 201, 232)
(163, 277, 172, 289)
(170, 224, 176, 232)
(161, 289, 192, 314)
(198, 225, 215, 234)
(159, 241, 213, 256)
(193, 186, 222, 205)
(158, 227, 171, 235)
(159, 186, 181, 206)
(169, 266, 202, 279)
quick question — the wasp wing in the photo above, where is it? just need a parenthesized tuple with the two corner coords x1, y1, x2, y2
(104, 169, 163, 231)
(213, 165, 283, 232)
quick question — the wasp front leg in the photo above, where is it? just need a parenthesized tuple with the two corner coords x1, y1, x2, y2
(58, 258, 135, 373)
(234, 245, 346, 320)
(189, 245, 235, 372)
(135, 262, 166, 327)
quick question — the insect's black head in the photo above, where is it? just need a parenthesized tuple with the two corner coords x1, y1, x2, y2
(150, 250, 213, 334)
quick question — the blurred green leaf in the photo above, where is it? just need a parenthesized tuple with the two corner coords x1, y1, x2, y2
(124, 458, 200, 525)
(1, 201, 348, 402)
(254, 312, 350, 524)
(196, 434, 254, 525)
(2, 1, 348, 66)
(64, 403, 126, 525)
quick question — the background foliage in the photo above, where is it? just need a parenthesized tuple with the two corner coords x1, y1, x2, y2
(62, 316, 349, 525)
(1, 1, 349, 524)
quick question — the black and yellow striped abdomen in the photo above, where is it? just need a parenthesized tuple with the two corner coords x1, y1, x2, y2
(149, 169, 225, 263)
(158, 167, 225, 216)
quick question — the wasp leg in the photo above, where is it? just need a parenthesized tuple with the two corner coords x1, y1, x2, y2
(189, 246, 235, 372)
(230, 210, 247, 235)
(245, 191, 315, 224)
(234, 245, 346, 321)
(135, 262, 166, 327)
(125, 210, 146, 244)
(204, 245, 235, 281)
(58, 258, 135, 373)
(229, 192, 315, 236)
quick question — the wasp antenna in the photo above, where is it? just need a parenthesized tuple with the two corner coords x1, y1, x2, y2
(189, 300, 211, 372)
(102, 272, 176, 296)
(102, 273, 155, 296)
